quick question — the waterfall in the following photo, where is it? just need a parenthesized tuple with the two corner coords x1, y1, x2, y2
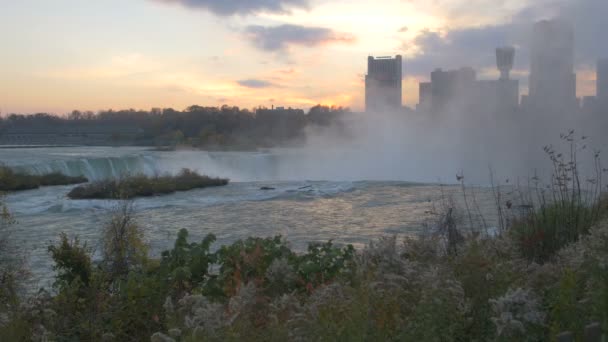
(12, 154, 159, 181)
(4, 148, 326, 183)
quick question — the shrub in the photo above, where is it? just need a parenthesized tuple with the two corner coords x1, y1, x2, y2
(296, 241, 357, 291)
(212, 236, 295, 298)
(0, 195, 18, 308)
(68, 169, 228, 199)
(508, 132, 605, 262)
(0, 166, 87, 192)
(48, 233, 93, 289)
(160, 229, 216, 298)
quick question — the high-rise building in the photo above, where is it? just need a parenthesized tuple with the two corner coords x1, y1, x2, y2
(365, 55, 402, 112)
(528, 19, 577, 111)
(598, 58, 608, 103)
(429, 67, 476, 110)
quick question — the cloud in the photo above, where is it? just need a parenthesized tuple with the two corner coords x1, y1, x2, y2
(151, 0, 309, 16)
(405, 24, 515, 78)
(237, 79, 276, 88)
(404, 0, 608, 81)
(244, 24, 356, 52)
(558, 0, 608, 62)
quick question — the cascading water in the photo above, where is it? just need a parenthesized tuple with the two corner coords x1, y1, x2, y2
(2, 147, 283, 182)
(12, 154, 159, 181)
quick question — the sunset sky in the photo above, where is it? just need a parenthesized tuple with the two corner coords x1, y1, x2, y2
(1, 0, 606, 114)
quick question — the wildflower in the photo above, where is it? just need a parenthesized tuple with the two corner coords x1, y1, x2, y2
(266, 257, 297, 286)
(150, 332, 175, 342)
(163, 296, 174, 314)
(101, 333, 115, 342)
(168, 328, 182, 338)
(490, 288, 545, 339)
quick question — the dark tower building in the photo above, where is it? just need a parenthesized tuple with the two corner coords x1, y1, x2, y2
(496, 47, 515, 81)
(528, 19, 577, 112)
(494, 47, 519, 109)
(365, 55, 402, 112)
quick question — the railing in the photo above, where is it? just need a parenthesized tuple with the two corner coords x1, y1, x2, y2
(557, 323, 604, 342)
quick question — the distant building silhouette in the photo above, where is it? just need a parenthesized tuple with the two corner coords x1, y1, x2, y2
(365, 55, 402, 112)
(598, 58, 608, 105)
(496, 47, 515, 81)
(582, 96, 598, 113)
(528, 19, 577, 112)
(492, 47, 519, 110)
(417, 82, 432, 111)
(416, 48, 519, 114)
(428, 67, 476, 111)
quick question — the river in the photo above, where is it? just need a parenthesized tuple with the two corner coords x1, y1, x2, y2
(1, 146, 499, 290)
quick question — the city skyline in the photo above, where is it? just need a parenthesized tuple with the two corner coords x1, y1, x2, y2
(1, 0, 607, 114)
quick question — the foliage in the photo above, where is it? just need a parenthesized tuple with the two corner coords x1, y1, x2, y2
(296, 241, 357, 291)
(48, 233, 93, 289)
(0, 166, 87, 192)
(68, 168, 229, 199)
(212, 236, 296, 298)
(159, 228, 216, 298)
(0, 214, 606, 341)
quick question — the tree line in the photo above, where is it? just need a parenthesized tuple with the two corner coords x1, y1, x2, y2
(0, 105, 351, 148)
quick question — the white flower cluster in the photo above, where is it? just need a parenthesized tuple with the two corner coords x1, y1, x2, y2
(266, 257, 297, 286)
(228, 282, 258, 324)
(584, 221, 608, 270)
(176, 294, 225, 337)
(490, 288, 545, 338)
(150, 332, 175, 342)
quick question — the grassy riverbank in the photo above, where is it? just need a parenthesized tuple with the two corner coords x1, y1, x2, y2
(67, 169, 229, 199)
(0, 195, 606, 341)
(0, 166, 87, 192)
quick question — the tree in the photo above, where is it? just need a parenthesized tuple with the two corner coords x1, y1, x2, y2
(102, 201, 148, 280)
(48, 233, 92, 288)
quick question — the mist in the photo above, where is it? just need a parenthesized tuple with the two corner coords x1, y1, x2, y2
(280, 97, 607, 186)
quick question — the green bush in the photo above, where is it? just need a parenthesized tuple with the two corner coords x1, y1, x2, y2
(160, 228, 216, 298)
(48, 233, 93, 289)
(212, 236, 296, 298)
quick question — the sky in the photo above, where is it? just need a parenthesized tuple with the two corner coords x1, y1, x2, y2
(0, 0, 606, 114)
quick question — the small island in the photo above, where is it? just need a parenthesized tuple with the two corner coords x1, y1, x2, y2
(67, 168, 229, 199)
(0, 166, 88, 192)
